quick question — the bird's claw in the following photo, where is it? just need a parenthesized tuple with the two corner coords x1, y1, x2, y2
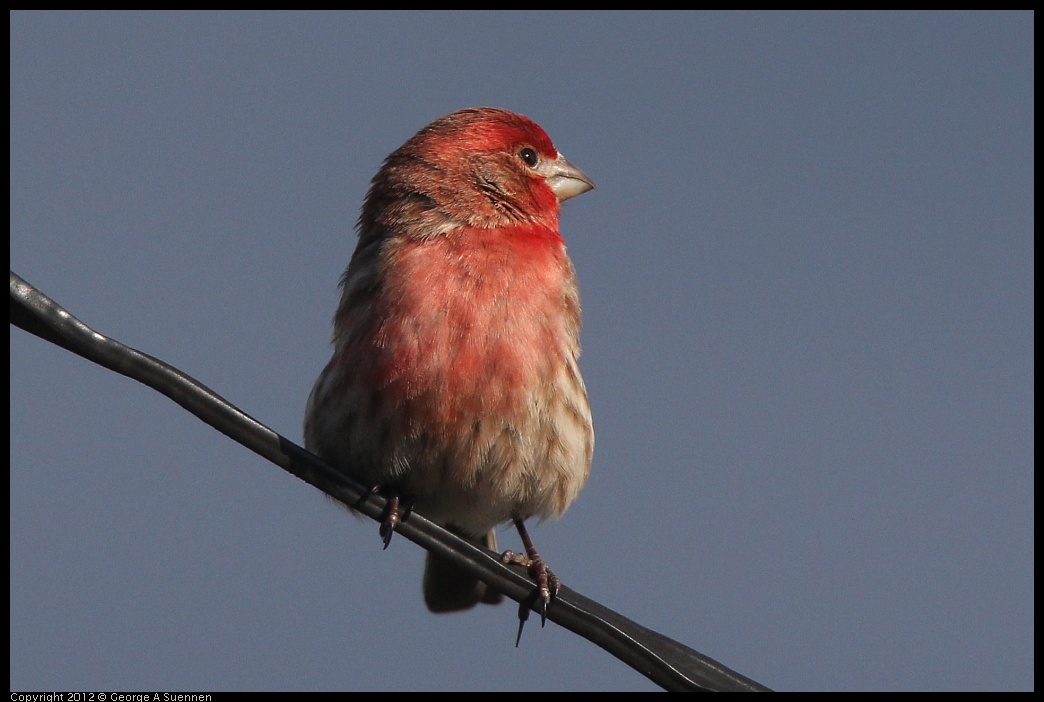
(379, 511, 397, 549)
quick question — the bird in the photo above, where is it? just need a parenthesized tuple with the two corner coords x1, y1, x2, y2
(304, 107, 594, 621)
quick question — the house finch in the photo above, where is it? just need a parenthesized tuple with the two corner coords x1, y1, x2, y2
(304, 107, 594, 617)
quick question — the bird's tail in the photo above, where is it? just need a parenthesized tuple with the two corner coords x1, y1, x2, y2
(423, 529, 503, 612)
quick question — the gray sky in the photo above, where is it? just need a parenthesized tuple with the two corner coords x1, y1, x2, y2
(10, 11, 1033, 692)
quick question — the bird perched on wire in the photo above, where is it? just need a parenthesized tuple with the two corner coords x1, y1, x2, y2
(305, 107, 594, 621)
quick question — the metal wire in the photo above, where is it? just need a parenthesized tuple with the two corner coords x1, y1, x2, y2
(11, 270, 771, 692)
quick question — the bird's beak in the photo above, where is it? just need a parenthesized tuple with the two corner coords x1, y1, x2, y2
(543, 152, 595, 202)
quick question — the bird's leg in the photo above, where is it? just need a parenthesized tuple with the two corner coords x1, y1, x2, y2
(501, 518, 561, 639)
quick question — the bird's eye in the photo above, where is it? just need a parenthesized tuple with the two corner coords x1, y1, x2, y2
(519, 147, 539, 167)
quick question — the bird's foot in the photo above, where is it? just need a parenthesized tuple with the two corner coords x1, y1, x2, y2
(358, 486, 413, 549)
(502, 519, 561, 645)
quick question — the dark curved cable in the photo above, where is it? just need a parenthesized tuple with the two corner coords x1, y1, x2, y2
(10, 270, 771, 692)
